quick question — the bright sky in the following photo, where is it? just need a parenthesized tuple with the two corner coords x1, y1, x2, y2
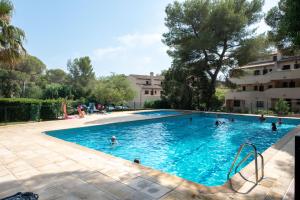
(12, 0, 278, 76)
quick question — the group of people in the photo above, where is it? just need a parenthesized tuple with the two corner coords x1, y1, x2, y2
(77, 103, 107, 118)
(214, 113, 283, 132)
(259, 114, 283, 131)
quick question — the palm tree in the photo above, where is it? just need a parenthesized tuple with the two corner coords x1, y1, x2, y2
(0, 0, 26, 69)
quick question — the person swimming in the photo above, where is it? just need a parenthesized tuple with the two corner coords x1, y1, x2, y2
(134, 158, 140, 164)
(259, 114, 266, 122)
(272, 122, 277, 131)
(215, 120, 225, 126)
(278, 118, 283, 125)
(229, 118, 235, 122)
(110, 136, 118, 145)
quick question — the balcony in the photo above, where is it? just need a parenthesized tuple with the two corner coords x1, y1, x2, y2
(230, 68, 300, 85)
(264, 87, 300, 99)
(225, 87, 300, 100)
(225, 90, 265, 100)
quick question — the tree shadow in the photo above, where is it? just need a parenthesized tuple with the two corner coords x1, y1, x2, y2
(0, 170, 146, 200)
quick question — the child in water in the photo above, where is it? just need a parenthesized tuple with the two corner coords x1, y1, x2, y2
(215, 120, 225, 126)
(272, 122, 277, 131)
(134, 158, 140, 164)
(278, 118, 283, 125)
(259, 114, 266, 122)
(110, 136, 118, 145)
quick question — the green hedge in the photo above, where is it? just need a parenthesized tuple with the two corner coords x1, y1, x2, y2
(144, 100, 171, 109)
(0, 98, 63, 122)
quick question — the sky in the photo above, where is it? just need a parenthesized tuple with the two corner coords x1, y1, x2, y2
(12, 0, 279, 76)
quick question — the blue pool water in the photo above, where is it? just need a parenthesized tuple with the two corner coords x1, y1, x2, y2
(47, 113, 300, 186)
(135, 110, 181, 116)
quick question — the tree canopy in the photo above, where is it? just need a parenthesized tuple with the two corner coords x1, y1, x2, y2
(45, 69, 68, 84)
(0, 0, 26, 68)
(0, 0, 138, 107)
(265, 0, 300, 53)
(92, 74, 135, 105)
(162, 0, 265, 109)
(67, 56, 96, 99)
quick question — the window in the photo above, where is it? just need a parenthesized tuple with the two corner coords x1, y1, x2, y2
(154, 90, 157, 94)
(294, 64, 300, 69)
(254, 86, 258, 91)
(289, 81, 295, 88)
(259, 85, 264, 91)
(263, 68, 268, 75)
(150, 90, 154, 95)
(144, 90, 149, 94)
(273, 56, 277, 61)
(297, 99, 300, 105)
(242, 86, 246, 91)
(282, 65, 291, 70)
(146, 81, 149, 85)
(283, 82, 288, 88)
(268, 85, 273, 89)
(256, 101, 264, 108)
(254, 70, 260, 75)
(233, 100, 240, 107)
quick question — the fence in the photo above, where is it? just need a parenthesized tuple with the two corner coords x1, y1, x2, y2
(126, 101, 145, 110)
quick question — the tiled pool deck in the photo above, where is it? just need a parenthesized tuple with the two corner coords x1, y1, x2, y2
(0, 111, 298, 199)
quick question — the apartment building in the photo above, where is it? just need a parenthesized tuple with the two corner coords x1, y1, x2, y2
(225, 52, 300, 113)
(127, 72, 164, 108)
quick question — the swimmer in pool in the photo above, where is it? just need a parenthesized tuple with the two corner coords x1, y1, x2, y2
(259, 114, 266, 122)
(110, 136, 118, 145)
(272, 122, 277, 131)
(215, 120, 225, 126)
(278, 118, 283, 125)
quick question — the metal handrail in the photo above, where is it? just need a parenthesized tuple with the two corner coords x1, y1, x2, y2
(227, 142, 264, 184)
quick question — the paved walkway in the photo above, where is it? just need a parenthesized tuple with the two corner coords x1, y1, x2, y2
(0, 111, 298, 199)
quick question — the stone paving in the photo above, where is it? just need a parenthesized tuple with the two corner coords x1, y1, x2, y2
(0, 111, 298, 199)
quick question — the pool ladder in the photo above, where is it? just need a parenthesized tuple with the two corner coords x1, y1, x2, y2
(227, 142, 264, 184)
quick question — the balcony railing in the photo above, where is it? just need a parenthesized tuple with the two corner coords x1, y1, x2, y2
(226, 87, 300, 99)
(230, 68, 300, 85)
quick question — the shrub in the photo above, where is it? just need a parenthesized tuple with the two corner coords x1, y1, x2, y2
(144, 100, 171, 109)
(40, 99, 63, 120)
(0, 98, 63, 122)
(255, 109, 274, 115)
(274, 99, 290, 115)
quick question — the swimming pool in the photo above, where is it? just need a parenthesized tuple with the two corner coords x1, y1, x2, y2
(135, 110, 181, 116)
(46, 113, 300, 186)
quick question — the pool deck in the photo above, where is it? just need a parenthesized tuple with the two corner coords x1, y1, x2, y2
(0, 111, 298, 199)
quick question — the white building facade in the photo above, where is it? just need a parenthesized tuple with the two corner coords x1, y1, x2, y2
(225, 53, 300, 113)
(127, 72, 164, 108)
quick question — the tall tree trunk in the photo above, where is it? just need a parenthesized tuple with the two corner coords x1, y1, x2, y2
(205, 78, 217, 110)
